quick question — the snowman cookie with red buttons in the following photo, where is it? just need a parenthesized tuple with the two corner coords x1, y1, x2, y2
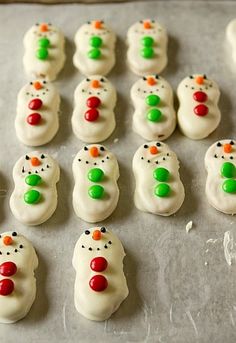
(127, 19, 168, 76)
(72, 145, 119, 223)
(72, 227, 128, 321)
(205, 139, 236, 214)
(10, 152, 60, 226)
(226, 19, 236, 65)
(16, 80, 60, 146)
(73, 20, 116, 76)
(0, 231, 38, 323)
(71, 75, 116, 143)
(177, 74, 221, 140)
(131, 74, 176, 141)
(23, 22, 65, 81)
(133, 141, 185, 216)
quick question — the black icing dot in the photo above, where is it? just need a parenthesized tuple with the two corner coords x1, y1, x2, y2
(78, 159, 81, 162)
(156, 142, 161, 147)
(214, 154, 218, 158)
(217, 142, 222, 147)
(144, 144, 148, 149)
(84, 146, 88, 151)
(104, 245, 108, 249)
(230, 156, 234, 160)
(85, 230, 90, 235)
(15, 249, 18, 253)
(230, 140, 235, 145)
(12, 232, 17, 237)
(141, 157, 144, 160)
(108, 241, 112, 244)
(86, 161, 89, 164)
(89, 247, 92, 251)
(147, 160, 150, 163)
(19, 245, 23, 249)
(97, 248, 100, 251)
(221, 156, 224, 159)
(25, 155, 30, 160)
(7, 252, 10, 255)
(82, 245, 85, 248)
(100, 147, 105, 151)
(101, 227, 106, 233)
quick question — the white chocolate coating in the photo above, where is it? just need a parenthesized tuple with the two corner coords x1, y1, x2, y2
(71, 75, 116, 143)
(127, 19, 168, 76)
(10, 151, 60, 225)
(205, 139, 236, 214)
(23, 23, 65, 81)
(226, 19, 236, 64)
(72, 227, 128, 321)
(15, 80, 60, 146)
(0, 231, 38, 323)
(73, 21, 116, 76)
(177, 74, 221, 140)
(72, 145, 119, 223)
(133, 141, 185, 216)
(131, 75, 176, 141)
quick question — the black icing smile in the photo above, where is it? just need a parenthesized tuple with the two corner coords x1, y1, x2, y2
(81, 77, 108, 95)
(184, 75, 213, 90)
(21, 155, 51, 174)
(77, 146, 110, 166)
(140, 143, 171, 165)
(213, 140, 235, 160)
(81, 227, 113, 251)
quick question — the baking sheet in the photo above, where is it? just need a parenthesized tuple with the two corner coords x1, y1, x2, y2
(0, 1, 236, 342)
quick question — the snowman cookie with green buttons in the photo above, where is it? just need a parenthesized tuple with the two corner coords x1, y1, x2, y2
(127, 19, 168, 76)
(133, 141, 185, 216)
(72, 145, 119, 223)
(0, 231, 38, 323)
(73, 20, 116, 76)
(205, 140, 236, 214)
(23, 22, 65, 81)
(16, 80, 60, 146)
(10, 152, 60, 225)
(177, 74, 221, 140)
(71, 75, 116, 143)
(73, 227, 128, 321)
(131, 75, 176, 141)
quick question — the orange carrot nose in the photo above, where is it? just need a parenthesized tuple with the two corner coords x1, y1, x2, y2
(149, 146, 158, 155)
(40, 23, 48, 32)
(33, 81, 42, 90)
(195, 76, 204, 85)
(143, 21, 151, 29)
(92, 229, 101, 240)
(224, 143, 232, 153)
(89, 146, 99, 158)
(31, 157, 41, 166)
(93, 20, 102, 29)
(147, 77, 156, 86)
(3, 236, 13, 246)
(91, 80, 100, 88)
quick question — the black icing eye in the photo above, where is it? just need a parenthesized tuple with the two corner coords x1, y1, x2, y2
(25, 155, 30, 160)
(151, 19, 155, 23)
(41, 154, 45, 159)
(101, 227, 106, 233)
(155, 74, 159, 79)
(87, 21, 91, 24)
(100, 78, 105, 82)
(12, 232, 17, 237)
(43, 80, 47, 84)
(35, 23, 39, 26)
(84, 146, 88, 151)
(85, 230, 90, 235)
(156, 142, 161, 147)
(139, 20, 143, 24)
(30, 82, 33, 85)
(100, 147, 105, 151)
(189, 75, 194, 79)
(230, 140, 235, 145)
(203, 74, 207, 79)
(143, 77, 147, 81)
(101, 20, 104, 24)
(86, 78, 90, 82)
(217, 142, 222, 147)
(144, 144, 148, 149)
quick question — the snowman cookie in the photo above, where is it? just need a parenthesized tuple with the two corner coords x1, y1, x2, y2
(10, 152, 60, 226)
(16, 80, 60, 146)
(177, 74, 221, 140)
(72, 145, 119, 223)
(72, 226, 128, 321)
(0, 231, 38, 323)
(226, 19, 236, 65)
(73, 20, 116, 76)
(205, 139, 236, 214)
(23, 22, 65, 81)
(71, 75, 116, 143)
(127, 19, 168, 76)
(133, 141, 185, 216)
(131, 74, 176, 141)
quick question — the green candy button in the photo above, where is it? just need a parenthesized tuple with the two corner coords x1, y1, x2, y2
(88, 168, 104, 182)
(24, 189, 41, 204)
(88, 48, 101, 59)
(222, 179, 236, 194)
(147, 108, 162, 122)
(141, 47, 154, 59)
(90, 36, 103, 48)
(221, 162, 236, 179)
(88, 185, 104, 199)
(141, 36, 154, 47)
(25, 174, 42, 186)
(36, 48, 48, 60)
(146, 94, 160, 106)
(153, 168, 170, 182)
(38, 37, 50, 48)
(154, 183, 170, 197)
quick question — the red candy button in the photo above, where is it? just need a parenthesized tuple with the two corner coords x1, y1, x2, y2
(85, 108, 99, 122)
(86, 96, 101, 109)
(90, 257, 108, 272)
(0, 279, 14, 296)
(0, 262, 17, 277)
(89, 275, 108, 292)
(193, 91, 208, 103)
(28, 98, 43, 110)
(27, 113, 42, 125)
(194, 104, 209, 117)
